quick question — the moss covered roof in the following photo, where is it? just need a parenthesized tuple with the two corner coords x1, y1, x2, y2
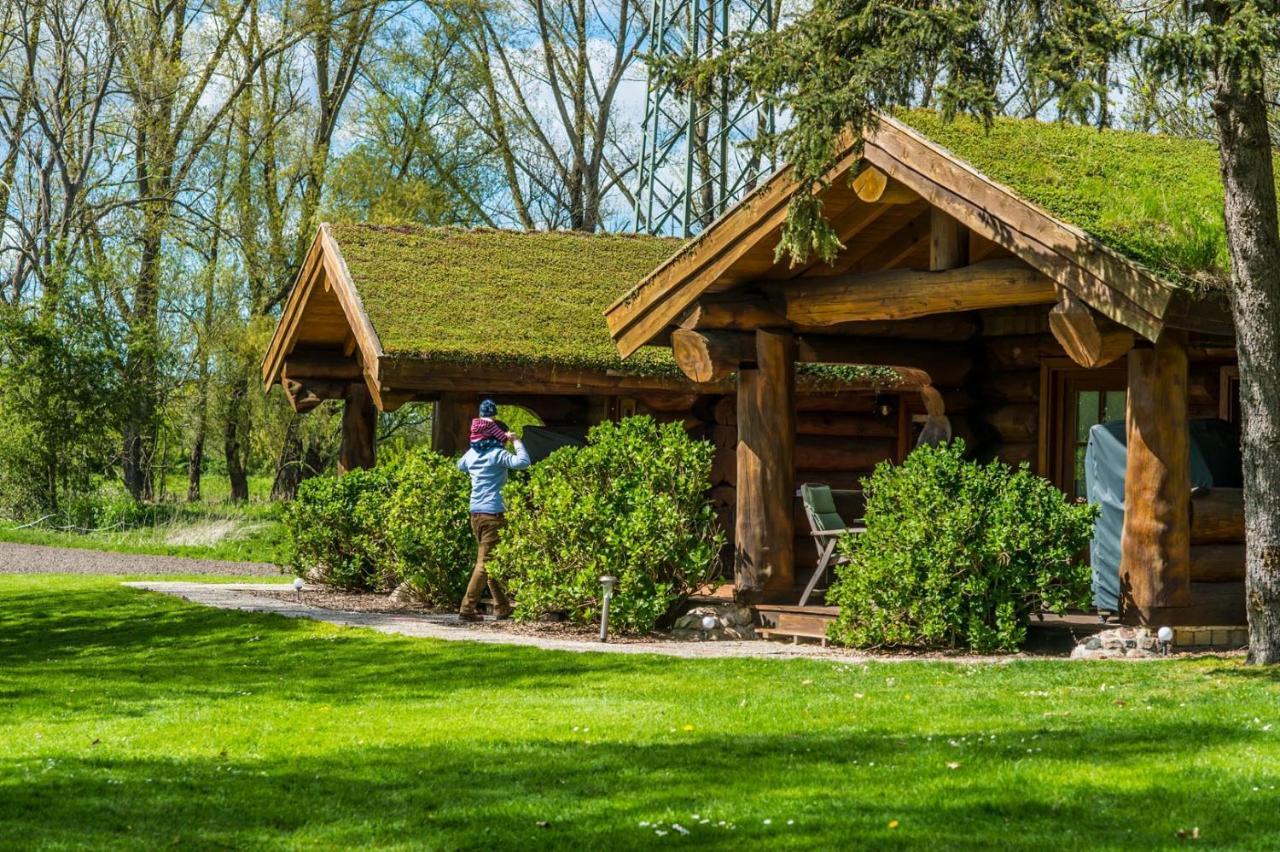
(330, 223, 899, 386)
(331, 224, 682, 375)
(894, 110, 1241, 291)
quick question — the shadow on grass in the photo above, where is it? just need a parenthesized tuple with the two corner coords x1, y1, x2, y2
(2, 579, 1278, 849)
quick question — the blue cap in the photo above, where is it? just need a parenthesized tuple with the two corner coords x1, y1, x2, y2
(479, 399, 497, 417)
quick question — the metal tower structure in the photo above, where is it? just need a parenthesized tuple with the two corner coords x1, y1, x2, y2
(633, 0, 776, 237)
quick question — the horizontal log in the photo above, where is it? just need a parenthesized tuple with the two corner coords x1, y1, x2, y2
(993, 442, 1036, 467)
(780, 258, 1057, 326)
(981, 370, 1041, 405)
(984, 334, 1067, 371)
(679, 295, 786, 331)
(1049, 291, 1135, 368)
(795, 336, 974, 387)
(713, 395, 737, 425)
(636, 393, 702, 413)
(711, 445, 737, 487)
(795, 470, 874, 491)
(283, 377, 349, 412)
(794, 393, 879, 413)
(1191, 488, 1245, 544)
(978, 306, 1052, 337)
(1191, 544, 1245, 583)
(671, 329, 755, 384)
(795, 436, 897, 472)
(1126, 582, 1245, 627)
(795, 315, 979, 342)
(712, 424, 738, 449)
(852, 164, 918, 204)
(797, 412, 899, 438)
(282, 350, 363, 381)
(987, 403, 1039, 443)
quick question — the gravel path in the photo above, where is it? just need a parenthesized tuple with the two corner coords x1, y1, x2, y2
(0, 541, 280, 576)
(128, 581, 1021, 662)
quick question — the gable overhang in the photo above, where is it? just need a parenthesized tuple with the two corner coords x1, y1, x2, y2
(606, 115, 1232, 358)
(260, 223, 387, 406)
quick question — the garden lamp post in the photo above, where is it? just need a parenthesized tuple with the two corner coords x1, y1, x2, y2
(1157, 626, 1173, 656)
(599, 576, 617, 642)
(293, 577, 304, 602)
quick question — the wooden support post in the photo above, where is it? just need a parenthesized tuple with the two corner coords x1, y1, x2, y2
(338, 382, 377, 472)
(432, 392, 474, 456)
(930, 209, 968, 271)
(671, 328, 756, 383)
(734, 329, 796, 601)
(1121, 330, 1192, 621)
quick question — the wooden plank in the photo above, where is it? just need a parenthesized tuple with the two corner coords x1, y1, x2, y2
(829, 206, 932, 276)
(734, 330, 796, 601)
(780, 258, 1056, 326)
(795, 436, 896, 472)
(1121, 332, 1192, 612)
(281, 350, 363, 381)
(338, 382, 377, 472)
(316, 224, 386, 398)
(261, 233, 327, 388)
(796, 315, 979, 341)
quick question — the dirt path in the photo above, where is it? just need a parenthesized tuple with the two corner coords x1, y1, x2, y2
(129, 581, 1031, 662)
(0, 541, 280, 576)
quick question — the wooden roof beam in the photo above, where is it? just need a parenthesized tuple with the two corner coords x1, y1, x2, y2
(668, 329, 974, 387)
(777, 257, 1057, 326)
(852, 165, 919, 204)
(1049, 290, 1135, 368)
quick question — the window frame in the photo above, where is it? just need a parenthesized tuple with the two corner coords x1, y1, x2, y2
(1037, 359, 1127, 496)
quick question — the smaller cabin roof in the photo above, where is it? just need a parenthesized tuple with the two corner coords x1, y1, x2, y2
(261, 223, 910, 409)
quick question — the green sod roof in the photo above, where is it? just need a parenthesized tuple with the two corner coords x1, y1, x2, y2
(894, 110, 1240, 292)
(328, 223, 899, 387)
(331, 224, 682, 376)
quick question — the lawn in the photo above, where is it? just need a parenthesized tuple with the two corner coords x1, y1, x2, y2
(2, 576, 1278, 849)
(0, 495, 286, 565)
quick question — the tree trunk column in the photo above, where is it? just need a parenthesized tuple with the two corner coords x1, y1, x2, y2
(1121, 330, 1191, 620)
(734, 329, 796, 602)
(338, 383, 377, 473)
(432, 392, 475, 456)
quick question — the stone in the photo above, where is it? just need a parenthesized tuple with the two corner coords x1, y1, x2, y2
(1072, 627, 1159, 660)
(671, 602, 757, 642)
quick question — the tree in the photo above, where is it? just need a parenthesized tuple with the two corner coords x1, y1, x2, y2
(708, 0, 1280, 663)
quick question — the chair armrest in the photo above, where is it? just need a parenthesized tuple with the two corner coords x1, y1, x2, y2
(810, 529, 850, 538)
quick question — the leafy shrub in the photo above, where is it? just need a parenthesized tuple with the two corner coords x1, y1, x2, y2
(285, 467, 395, 590)
(384, 448, 475, 607)
(826, 441, 1096, 652)
(489, 416, 723, 633)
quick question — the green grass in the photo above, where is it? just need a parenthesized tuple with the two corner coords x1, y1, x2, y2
(0, 501, 286, 565)
(2, 575, 1279, 849)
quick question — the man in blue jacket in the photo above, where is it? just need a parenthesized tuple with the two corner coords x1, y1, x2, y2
(456, 399, 530, 621)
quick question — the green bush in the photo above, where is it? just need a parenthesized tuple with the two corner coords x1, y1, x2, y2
(285, 467, 395, 590)
(384, 449, 475, 607)
(826, 441, 1097, 652)
(489, 416, 724, 634)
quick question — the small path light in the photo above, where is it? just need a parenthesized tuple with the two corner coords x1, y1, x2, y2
(1157, 626, 1173, 656)
(293, 577, 304, 602)
(598, 576, 617, 642)
(701, 615, 719, 632)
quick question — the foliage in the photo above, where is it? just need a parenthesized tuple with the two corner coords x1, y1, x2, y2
(384, 449, 476, 608)
(7, 576, 1280, 848)
(826, 442, 1096, 652)
(489, 416, 723, 633)
(285, 467, 396, 590)
(0, 300, 119, 519)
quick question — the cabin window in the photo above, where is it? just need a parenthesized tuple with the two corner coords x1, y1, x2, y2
(1039, 361, 1126, 498)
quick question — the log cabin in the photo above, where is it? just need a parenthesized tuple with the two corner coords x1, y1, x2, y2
(605, 110, 1247, 628)
(260, 223, 938, 582)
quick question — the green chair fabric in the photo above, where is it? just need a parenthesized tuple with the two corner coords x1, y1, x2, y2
(801, 483, 845, 533)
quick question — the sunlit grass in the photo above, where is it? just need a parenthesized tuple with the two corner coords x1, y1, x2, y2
(1, 575, 1278, 849)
